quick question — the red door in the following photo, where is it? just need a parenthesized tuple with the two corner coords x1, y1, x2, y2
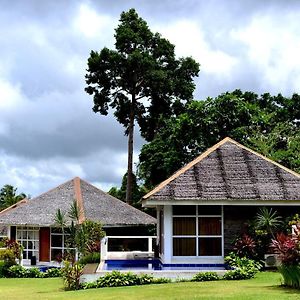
(39, 227, 50, 262)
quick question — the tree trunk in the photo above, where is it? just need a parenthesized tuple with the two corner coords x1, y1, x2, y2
(126, 94, 135, 205)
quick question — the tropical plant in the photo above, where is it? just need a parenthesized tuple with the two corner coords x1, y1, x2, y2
(233, 234, 257, 259)
(255, 207, 283, 239)
(85, 8, 199, 204)
(61, 261, 83, 290)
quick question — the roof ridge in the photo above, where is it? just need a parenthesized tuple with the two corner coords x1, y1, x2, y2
(143, 137, 300, 200)
(73, 177, 86, 224)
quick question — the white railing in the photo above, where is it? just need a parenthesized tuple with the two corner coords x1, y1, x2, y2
(100, 236, 156, 261)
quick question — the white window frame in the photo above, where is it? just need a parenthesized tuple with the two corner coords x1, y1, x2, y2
(50, 228, 75, 261)
(16, 226, 39, 261)
(172, 205, 223, 258)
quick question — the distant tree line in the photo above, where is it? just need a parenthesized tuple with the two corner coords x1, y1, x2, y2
(0, 185, 27, 211)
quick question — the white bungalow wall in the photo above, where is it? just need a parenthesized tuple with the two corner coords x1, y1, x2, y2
(159, 205, 224, 265)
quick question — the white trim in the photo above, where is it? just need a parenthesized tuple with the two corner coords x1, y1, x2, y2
(144, 200, 300, 207)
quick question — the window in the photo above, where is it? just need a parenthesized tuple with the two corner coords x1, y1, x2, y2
(50, 228, 75, 261)
(16, 226, 39, 260)
(172, 205, 222, 256)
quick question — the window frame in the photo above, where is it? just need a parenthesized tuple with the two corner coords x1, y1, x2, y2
(172, 205, 223, 257)
(16, 226, 40, 260)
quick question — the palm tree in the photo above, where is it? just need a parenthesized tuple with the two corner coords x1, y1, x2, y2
(255, 207, 283, 238)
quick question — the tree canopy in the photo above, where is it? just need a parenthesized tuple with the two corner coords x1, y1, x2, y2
(85, 8, 199, 204)
(0, 185, 27, 211)
(138, 90, 300, 188)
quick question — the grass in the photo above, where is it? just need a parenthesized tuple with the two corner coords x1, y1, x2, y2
(0, 272, 300, 300)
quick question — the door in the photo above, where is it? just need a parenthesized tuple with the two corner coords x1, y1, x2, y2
(39, 227, 50, 262)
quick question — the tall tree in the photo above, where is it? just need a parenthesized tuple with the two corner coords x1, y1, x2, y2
(85, 9, 199, 204)
(0, 185, 27, 211)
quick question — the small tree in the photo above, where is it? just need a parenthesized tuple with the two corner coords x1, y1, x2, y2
(0, 185, 27, 211)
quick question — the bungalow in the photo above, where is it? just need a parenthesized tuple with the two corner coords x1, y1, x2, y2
(142, 137, 300, 267)
(0, 177, 155, 264)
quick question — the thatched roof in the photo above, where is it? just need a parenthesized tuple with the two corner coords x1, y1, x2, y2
(0, 177, 156, 227)
(143, 137, 300, 205)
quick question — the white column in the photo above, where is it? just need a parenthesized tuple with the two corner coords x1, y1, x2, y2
(100, 237, 108, 261)
(163, 205, 172, 264)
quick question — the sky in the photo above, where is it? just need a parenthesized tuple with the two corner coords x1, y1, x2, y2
(1, 0, 300, 197)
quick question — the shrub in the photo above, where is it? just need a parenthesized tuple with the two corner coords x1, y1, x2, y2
(271, 232, 300, 266)
(79, 252, 100, 265)
(8, 265, 29, 278)
(61, 261, 83, 290)
(223, 268, 254, 280)
(192, 271, 220, 282)
(0, 260, 15, 278)
(224, 252, 262, 279)
(233, 234, 257, 259)
(278, 265, 300, 289)
(43, 267, 62, 278)
(0, 248, 15, 261)
(81, 272, 171, 290)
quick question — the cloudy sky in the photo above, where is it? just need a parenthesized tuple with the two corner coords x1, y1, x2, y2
(1, 0, 300, 197)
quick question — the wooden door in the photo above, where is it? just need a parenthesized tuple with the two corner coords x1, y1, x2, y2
(39, 227, 50, 262)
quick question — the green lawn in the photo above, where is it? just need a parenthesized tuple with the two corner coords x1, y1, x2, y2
(0, 272, 299, 300)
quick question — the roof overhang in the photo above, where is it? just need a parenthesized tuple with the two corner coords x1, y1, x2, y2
(143, 199, 300, 207)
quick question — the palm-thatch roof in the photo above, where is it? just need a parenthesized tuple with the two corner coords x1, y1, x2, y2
(143, 137, 300, 206)
(0, 177, 156, 227)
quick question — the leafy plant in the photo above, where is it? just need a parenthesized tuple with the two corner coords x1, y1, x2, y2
(79, 252, 100, 265)
(223, 268, 254, 280)
(192, 272, 220, 282)
(0, 260, 15, 278)
(81, 271, 171, 290)
(255, 207, 283, 238)
(278, 265, 300, 289)
(61, 261, 83, 290)
(234, 234, 257, 259)
(271, 232, 300, 266)
(43, 267, 62, 278)
(224, 252, 262, 279)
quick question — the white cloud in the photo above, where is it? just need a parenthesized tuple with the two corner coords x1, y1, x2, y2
(231, 12, 300, 94)
(157, 20, 238, 77)
(73, 3, 113, 38)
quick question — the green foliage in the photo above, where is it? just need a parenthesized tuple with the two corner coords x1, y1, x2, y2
(191, 271, 220, 282)
(255, 207, 283, 238)
(1, 238, 23, 262)
(81, 271, 171, 290)
(108, 172, 146, 208)
(61, 261, 83, 290)
(0, 248, 15, 261)
(233, 234, 257, 259)
(8, 265, 41, 278)
(43, 267, 62, 278)
(85, 8, 199, 203)
(278, 265, 300, 289)
(75, 220, 105, 255)
(0, 260, 15, 278)
(0, 184, 27, 211)
(68, 200, 81, 223)
(223, 268, 255, 280)
(79, 252, 100, 265)
(138, 90, 300, 187)
(224, 252, 262, 280)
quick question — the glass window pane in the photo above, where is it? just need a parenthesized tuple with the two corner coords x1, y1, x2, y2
(173, 205, 196, 215)
(23, 251, 27, 259)
(173, 217, 196, 235)
(198, 217, 221, 235)
(173, 238, 196, 256)
(198, 238, 222, 256)
(51, 235, 62, 247)
(198, 206, 221, 215)
(51, 249, 62, 262)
